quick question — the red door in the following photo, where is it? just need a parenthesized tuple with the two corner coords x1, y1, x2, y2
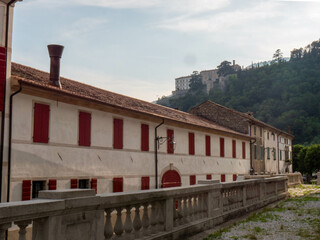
(161, 170, 181, 188)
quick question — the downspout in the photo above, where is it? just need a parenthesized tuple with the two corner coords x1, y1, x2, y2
(0, 0, 18, 202)
(7, 85, 22, 202)
(277, 133, 281, 174)
(154, 119, 164, 189)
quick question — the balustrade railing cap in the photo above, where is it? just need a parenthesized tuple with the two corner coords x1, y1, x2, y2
(39, 189, 96, 199)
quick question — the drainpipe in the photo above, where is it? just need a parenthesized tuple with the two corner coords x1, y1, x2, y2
(0, 0, 19, 203)
(6, 85, 22, 202)
(277, 133, 281, 174)
(154, 119, 164, 189)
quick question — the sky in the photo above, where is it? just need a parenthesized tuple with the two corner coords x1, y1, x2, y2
(11, 0, 320, 102)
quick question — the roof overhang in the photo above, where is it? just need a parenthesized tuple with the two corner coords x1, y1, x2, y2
(0, 0, 22, 5)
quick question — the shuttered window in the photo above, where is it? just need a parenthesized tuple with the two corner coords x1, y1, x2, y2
(91, 178, 97, 193)
(22, 180, 31, 201)
(220, 138, 225, 157)
(242, 142, 246, 159)
(70, 179, 78, 189)
(260, 146, 264, 160)
(221, 174, 226, 182)
(205, 135, 211, 156)
(267, 147, 270, 159)
(254, 145, 257, 159)
(79, 111, 91, 146)
(232, 140, 236, 158)
(0, 47, 6, 112)
(48, 179, 57, 190)
(188, 132, 195, 155)
(167, 129, 174, 154)
(206, 174, 212, 180)
(33, 103, 50, 143)
(113, 119, 123, 149)
(190, 175, 196, 185)
(273, 148, 276, 160)
(141, 124, 149, 151)
(141, 176, 150, 190)
(113, 177, 123, 192)
(233, 174, 237, 181)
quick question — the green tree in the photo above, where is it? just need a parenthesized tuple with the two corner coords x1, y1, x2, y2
(189, 71, 205, 93)
(217, 60, 235, 77)
(272, 49, 283, 63)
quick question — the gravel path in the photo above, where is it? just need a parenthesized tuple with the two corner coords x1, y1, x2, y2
(188, 185, 320, 240)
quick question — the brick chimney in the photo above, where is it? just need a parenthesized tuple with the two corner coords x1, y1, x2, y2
(47, 44, 64, 88)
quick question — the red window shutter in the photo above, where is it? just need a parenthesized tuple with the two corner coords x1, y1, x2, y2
(113, 119, 123, 149)
(141, 124, 149, 151)
(141, 176, 150, 190)
(232, 140, 236, 158)
(0, 47, 6, 112)
(167, 129, 174, 154)
(233, 174, 237, 181)
(79, 112, 91, 146)
(70, 179, 78, 189)
(206, 174, 212, 180)
(113, 177, 123, 192)
(190, 175, 196, 185)
(91, 178, 97, 193)
(205, 135, 211, 156)
(188, 132, 195, 155)
(221, 174, 226, 182)
(242, 142, 246, 159)
(220, 138, 225, 157)
(33, 103, 50, 143)
(48, 179, 57, 190)
(22, 180, 31, 201)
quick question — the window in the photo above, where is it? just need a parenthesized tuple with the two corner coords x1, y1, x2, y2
(32, 181, 45, 199)
(113, 177, 123, 192)
(260, 146, 264, 160)
(272, 133, 275, 141)
(190, 175, 196, 185)
(280, 150, 282, 160)
(79, 111, 91, 146)
(113, 118, 123, 149)
(267, 131, 269, 140)
(91, 178, 97, 193)
(48, 179, 57, 190)
(205, 135, 211, 156)
(267, 147, 270, 159)
(254, 145, 257, 159)
(33, 103, 50, 143)
(206, 174, 212, 180)
(141, 124, 149, 151)
(221, 174, 226, 182)
(167, 129, 174, 154)
(188, 132, 195, 155)
(233, 174, 237, 181)
(70, 179, 78, 189)
(242, 142, 246, 159)
(220, 138, 225, 157)
(141, 176, 150, 190)
(273, 148, 276, 160)
(79, 179, 89, 189)
(232, 140, 236, 158)
(254, 126, 256, 136)
(22, 180, 31, 201)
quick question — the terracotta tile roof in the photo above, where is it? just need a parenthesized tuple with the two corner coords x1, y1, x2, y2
(191, 100, 294, 138)
(11, 62, 251, 139)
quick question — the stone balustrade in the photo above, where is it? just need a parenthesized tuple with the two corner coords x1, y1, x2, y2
(0, 177, 288, 240)
(285, 172, 303, 186)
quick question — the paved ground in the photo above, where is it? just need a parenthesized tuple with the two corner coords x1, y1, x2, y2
(187, 184, 320, 240)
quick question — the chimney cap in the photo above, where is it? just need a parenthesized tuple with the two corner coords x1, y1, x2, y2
(47, 44, 64, 58)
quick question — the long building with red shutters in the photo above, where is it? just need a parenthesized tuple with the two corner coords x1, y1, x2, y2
(0, 0, 293, 202)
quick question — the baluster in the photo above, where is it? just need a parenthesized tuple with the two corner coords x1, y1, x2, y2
(199, 194, 205, 219)
(177, 198, 183, 225)
(190, 196, 195, 221)
(124, 206, 133, 239)
(182, 197, 187, 224)
(203, 194, 207, 218)
(157, 201, 165, 231)
(0, 223, 11, 240)
(173, 199, 178, 227)
(14, 221, 31, 240)
(133, 205, 142, 238)
(142, 203, 150, 234)
(114, 208, 124, 238)
(150, 202, 158, 233)
(104, 209, 114, 239)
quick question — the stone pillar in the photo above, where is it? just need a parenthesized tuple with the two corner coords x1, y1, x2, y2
(165, 198, 173, 231)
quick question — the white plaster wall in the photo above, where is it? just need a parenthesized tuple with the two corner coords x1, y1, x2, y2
(9, 93, 251, 201)
(264, 130, 278, 174)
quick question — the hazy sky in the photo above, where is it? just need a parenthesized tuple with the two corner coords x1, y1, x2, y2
(11, 0, 320, 101)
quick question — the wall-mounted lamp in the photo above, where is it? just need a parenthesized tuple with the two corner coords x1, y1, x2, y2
(156, 136, 176, 150)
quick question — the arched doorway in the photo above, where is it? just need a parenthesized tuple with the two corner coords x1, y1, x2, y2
(161, 170, 181, 188)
